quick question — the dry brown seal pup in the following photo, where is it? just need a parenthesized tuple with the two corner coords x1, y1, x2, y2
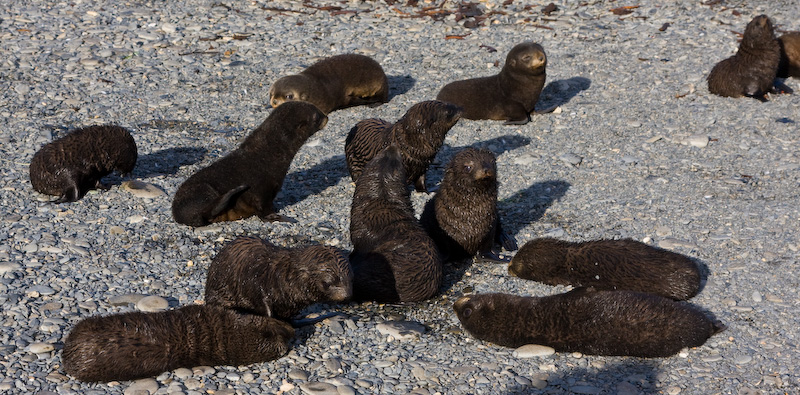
(349, 145, 443, 302)
(269, 54, 389, 114)
(62, 304, 294, 382)
(508, 238, 702, 300)
(436, 42, 547, 125)
(204, 236, 353, 319)
(419, 148, 517, 263)
(707, 15, 781, 101)
(345, 100, 462, 192)
(777, 32, 800, 79)
(453, 289, 724, 357)
(29, 125, 137, 203)
(171, 101, 327, 226)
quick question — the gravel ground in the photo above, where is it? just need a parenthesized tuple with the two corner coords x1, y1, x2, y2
(1, 0, 799, 394)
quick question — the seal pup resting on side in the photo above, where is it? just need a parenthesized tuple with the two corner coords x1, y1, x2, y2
(171, 101, 327, 226)
(777, 32, 800, 79)
(508, 238, 702, 300)
(345, 100, 462, 192)
(436, 42, 547, 125)
(453, 289, 724, 358)
(29, 125, 137, 203)
(62, 305, 294, 382)
(707, 15, 781, 101)
(349, 145, 443, 302)
(204, 236, 353, 319)
(269, 54, 389, 114)
(420, 148, 517, 263)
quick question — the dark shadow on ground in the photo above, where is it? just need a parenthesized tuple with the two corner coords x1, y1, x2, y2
(499, 360, 661, 394)
(387, 74, 417, 101)
(276, 154, 349, 209)
(536, 76, 592, 111)
(133, 147, 208, 178)
(499, 180, 571, 240)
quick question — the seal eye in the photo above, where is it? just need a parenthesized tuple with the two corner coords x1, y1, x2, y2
(285, 93, 294, 100)
(464, 164, 472, 173)
(462, 307, 472, 318)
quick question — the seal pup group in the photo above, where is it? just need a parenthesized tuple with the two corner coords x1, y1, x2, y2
(420, 148, 517, 263)
(29, 125, 137, 203)
(508, 238, 702, 300)
(204, 236, 353, 319)
(345, 100, 462, 192)
(777, 32, 800, 78)
(707, 15, 781, 100)
(453, 289, 724, 357)
(349, 146, 443, 302)
(436, 42, 547, 125)
(62, 305, 294, 382)
(171, 101, 327, 226)
(269, 54, 389, 114)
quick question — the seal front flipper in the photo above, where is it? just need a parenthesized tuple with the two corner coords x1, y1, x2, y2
(503, 116, 531, 126)
(495, 221, 518, 252)
(476, 248, 511, 263)
(261, 213, 298, 223)
(413, 174, 428, 193)
(208, 185, 250, 219)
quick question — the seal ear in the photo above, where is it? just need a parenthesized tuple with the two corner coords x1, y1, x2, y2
(300, 92, 309, 101)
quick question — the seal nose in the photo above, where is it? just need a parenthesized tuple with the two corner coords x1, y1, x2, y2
(453, 295, 471, 312)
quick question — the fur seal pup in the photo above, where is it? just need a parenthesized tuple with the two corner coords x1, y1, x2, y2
(62, 305, 294, 382)
(204, 236, 353, 319)
(269, 54, 389, 114)
(419, 148, 517, 263)
(707, 15, 781, 100)
(345, 100, 462, 192)
(777, 32, 800, 78)
(508, 238, 702, 300)
(453, 289, 724, 357)
(349, 145, 443, 302)
(29, 125, 137, 203)
(171, 101, 327, 226)
(436, 42, 547, 125)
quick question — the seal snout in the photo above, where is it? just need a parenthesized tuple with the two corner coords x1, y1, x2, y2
(453, 295, 471, 312)
(507, 261, 520, 277)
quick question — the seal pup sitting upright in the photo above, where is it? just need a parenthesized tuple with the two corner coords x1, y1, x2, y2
(436, 42, 547, 125)
(707, 15, 781, 101)
(29, 125, 137, 203)
(345, 100, 462, 192)
(508, 237, 702, 300)
(171, 101, 327, 226)
(204, 236, 353, 319)
(453, 289, 724, 357)
(419, 148, 517, 263)
(62, 305, 294, 382)
(269, 54, 389, 114)
(349, 145, 443, 302)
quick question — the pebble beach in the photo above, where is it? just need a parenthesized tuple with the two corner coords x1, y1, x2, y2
(1, 0, 799, 394)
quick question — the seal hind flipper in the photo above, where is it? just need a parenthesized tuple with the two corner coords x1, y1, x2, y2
(208, 185, 250, 219)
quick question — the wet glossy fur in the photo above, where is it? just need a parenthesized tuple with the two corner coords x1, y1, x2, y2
(349, 146, 442, 302)
(62, 305, 294, 382)
(508, 238, 701, 300)
(204, 236, 353, 319)
(436, 42, 547, 124)
(171, 102, 327, 226)
(345, 100, 462, 192)
(454, 289, 723, 357)
(269, 54, 389, 114)
(29, 125, 137, 203)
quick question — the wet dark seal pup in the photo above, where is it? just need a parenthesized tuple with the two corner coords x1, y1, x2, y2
(345, 100, 462, 192)
(62, 305, 294, 382)
(172, 101, 327, 226)
(707, 15, 781, 101)
(436, 42, 547, 125)
(453, 289, 724, 357)
(777, 32, 800, 79)
(508, 238, 702, 300)
(204, 236, 353, 319)
(419, 148, 517, 263)
(269, 54, 389, 114)
(29, 125, 137, 203)
(349, 146, 443, 302)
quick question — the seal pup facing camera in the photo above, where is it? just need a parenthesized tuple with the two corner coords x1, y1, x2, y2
(508, 238, 702, 300)
(171, 101, 327, 226)
(62, 305, 294, 382)
(436, 42, 547, 125)
(269, 54, 389, 114)
(453, 289, 724, 358)
(345, 100, 462, 192)
(349, 146, 443, 302)
(204, 236, 353, 319)
(419, 148, 517, 263)
(29, 125, 137, 203)
(707, 15, 781, 100)
(777, 32, 800, 79)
